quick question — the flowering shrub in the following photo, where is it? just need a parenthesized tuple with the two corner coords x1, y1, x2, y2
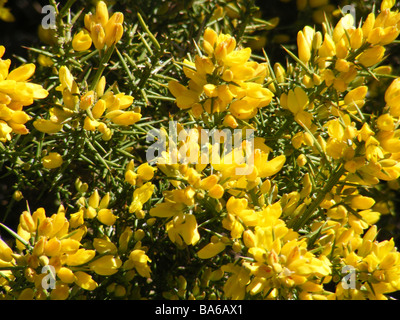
(1, 0, 400, 300)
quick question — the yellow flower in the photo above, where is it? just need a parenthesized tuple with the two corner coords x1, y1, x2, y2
(137, 163, 156, 181)
(385, 78, 400, 116)
(33, 119, 63, 134)
(297, 29, 312, 64)
(287, 87, 308, 114)
(66, 249, 96, 266)
(104, 12, 124, 47)
(57, 267, 75, 284)
(93, 237, 118, 255)
(35, 66, 138, 139)
(208, 184, 224, 199)
(0, 46, 48, 142)
(126, 247, 151, 278)
(220, 263, 250, 300)
(74, 271, 98, 290)
(168, 80, 200, 110)
(0, 120, 12, 143)
(358, 46, 386, 67)
(350, 195, 376, 210)
(166, 213, 200, 246)
(197, 241, 226, 259)
(129, 182, 154, 215)
(119, 227, 133, 253)
(82, 1, 124, 51)
(381, 0, 396, 10)
(50, 283, 70, 300)
(37, 54, 54, 67)
(0, 238, 13, 262)
(108, 110, 142, 125)
(89, 255, 122, 275)
(72, 30, 93, 51)
(169, 28, 272, 120)
(97, 208, 117, 226)
(254, 153, 286, 178)
(42, 152, 63, 169)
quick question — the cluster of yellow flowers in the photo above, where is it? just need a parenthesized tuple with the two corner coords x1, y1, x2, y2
(168, 27, 274, 123)
(33, 66, 140, 141)
(72, 1, 124, 52)
(0, 46, 48, 142)
(158, 0, 400, 300)
(0, 198, 151, 300)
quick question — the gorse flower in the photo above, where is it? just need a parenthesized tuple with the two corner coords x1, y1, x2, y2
(0, 200, 152, 300)
(168, 28, 273, 121)
(72, 1, 124, 51)
(33, 66, 140, 141)
(0, 46, 48, 142)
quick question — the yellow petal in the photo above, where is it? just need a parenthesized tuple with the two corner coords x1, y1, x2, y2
(74, 271, 98, 290)
(89, 255, 122, 276)
(7, 64, 35, 82)
(350, 195, 375, 210)
(197, 241, 226, 259)
(42, 152, 63, 169)
(72, 30, 92, 51)
(257, 155, 286, 178)
(33, 119, 62, 134)
(66, 249, 96, 266)
(110, 111, 142, 125)
(97, 208, 117, 226)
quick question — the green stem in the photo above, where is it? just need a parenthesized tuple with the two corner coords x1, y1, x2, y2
(0, 223, 30, 248)
(89, 44, 116, 91)
(137, 12, 161, 52)
(58, 0, 78, 18)
(289, 164, 346, 231)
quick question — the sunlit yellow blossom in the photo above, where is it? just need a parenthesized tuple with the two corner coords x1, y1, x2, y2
(166, 213, 200, 246)
(89, 255, 122, 275)
(72, 30, 93, 51)
(197, 241, 226, 259)
(42, 152, 63, 169)
(79, 1, 124, 51)
(124, 244, 151, 278)
(169, 28, 273, 121)
(0, 46, 48, 142)
(34, 66, 138, 140)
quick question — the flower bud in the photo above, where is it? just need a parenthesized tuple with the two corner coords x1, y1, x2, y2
(92, 99, 106, 119)
(350, 28, 364, 49)
(95, 1, 109, 26)
(42, 152, 63, 169)
(208, 184, 224, 199)
(297, 30, 311, 64)
(97, 209, 117, 226)
(91, 24, 106, 50)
